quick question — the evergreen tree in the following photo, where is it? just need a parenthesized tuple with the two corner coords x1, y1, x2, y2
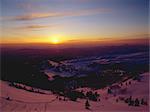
(135, 98, 140, 106)
(125, 98, 129, 103)
(128, 99, 134, 106)
(116, 99, 118, 103)
(129, 96, 132, 102)
(129, 81, 131, 85)
(107, 88, 112, 94)
(141, 98, 144, 105)
(85, 99, 90, 109)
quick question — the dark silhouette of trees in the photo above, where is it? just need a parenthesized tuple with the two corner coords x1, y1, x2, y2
(116, 99, 119, 103)
(141, 98, 144, 105)
(129, 81, 131, 85)
(86, 91, 100, 101)
(107, 88, 112, 94)
(124, 96, 143, 107)
(85, 99, 90, 109)
(128, 96, 134, 106)
(64, 90, 85, 101)
(135, 98, 140, 106)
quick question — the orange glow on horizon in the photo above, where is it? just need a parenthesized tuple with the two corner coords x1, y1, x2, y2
(1, 33, 148, 45)
(0, 37, 148, 47)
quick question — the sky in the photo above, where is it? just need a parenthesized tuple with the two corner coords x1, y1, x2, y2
(0, 0, 149, 46)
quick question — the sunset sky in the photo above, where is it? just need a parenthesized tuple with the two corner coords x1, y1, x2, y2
(0, 0, 148, 46)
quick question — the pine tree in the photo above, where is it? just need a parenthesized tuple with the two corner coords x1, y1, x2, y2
(116, 99, 118, 103)
(85, 99, 90, 109)
(107, 88, 112, 94)
(129, 81, 131, 85)
(129, 96, 132, 102)
(141, 98, 144, 105)
(135, 98, 140, 106)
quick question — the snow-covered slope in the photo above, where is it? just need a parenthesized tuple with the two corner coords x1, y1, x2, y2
(0, 72, 149, 112)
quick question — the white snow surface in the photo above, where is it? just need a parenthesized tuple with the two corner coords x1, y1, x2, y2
(0, 72, 149, 112)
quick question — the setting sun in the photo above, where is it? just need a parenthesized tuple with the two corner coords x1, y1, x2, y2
(51, 37, 60, 44)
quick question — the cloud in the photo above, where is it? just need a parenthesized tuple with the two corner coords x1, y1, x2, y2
(8, 8, 111, 21)
(14, 13, 55, 21)
(21, 25, 49, 29)
(16, 24, 52, 31)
